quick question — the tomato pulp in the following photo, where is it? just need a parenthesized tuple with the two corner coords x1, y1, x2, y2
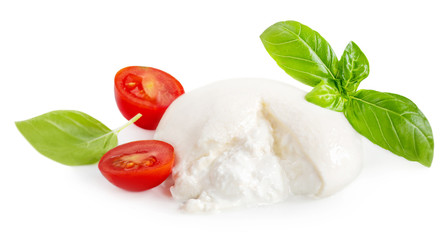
(98, 140, 174, 191)
(114, 66, 184, 130)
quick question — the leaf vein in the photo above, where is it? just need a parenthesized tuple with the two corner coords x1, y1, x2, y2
(279, 64, 327, 81)
(369, 106, 393, 151)
(386, 111, 407, 155)
(270, 52, 325, 65)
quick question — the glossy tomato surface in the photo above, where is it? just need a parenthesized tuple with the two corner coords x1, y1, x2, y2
(98, 140, 174, 191)
(114, 66, 184, 130)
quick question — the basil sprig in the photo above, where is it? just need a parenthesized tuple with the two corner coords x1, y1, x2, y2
(261, 20, 434, 167)
(16, 110, 141, 166)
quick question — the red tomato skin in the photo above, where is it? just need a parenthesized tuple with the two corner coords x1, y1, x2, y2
(98, 140, 175, 192)
(114, 66, 184, 130)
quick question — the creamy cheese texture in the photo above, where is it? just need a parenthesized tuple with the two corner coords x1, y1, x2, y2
(154, 78, 363, 212)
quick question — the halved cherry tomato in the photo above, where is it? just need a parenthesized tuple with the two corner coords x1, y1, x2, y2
(98, 140, 174, 191)
(114, 66, 184, 130)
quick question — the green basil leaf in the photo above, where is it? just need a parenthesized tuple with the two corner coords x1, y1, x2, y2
(305, 79, 346, 112)
(344, 90, 434, 167)
(260, 20, 338, 87)
(15, 110, 118, 166)
(337, 41, 370, 93)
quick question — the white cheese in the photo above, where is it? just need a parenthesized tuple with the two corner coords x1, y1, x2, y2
(154, 78, 363, 212)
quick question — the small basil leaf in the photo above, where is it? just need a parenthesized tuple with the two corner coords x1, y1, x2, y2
(16, 110, 118, 166)
(305, 79, 346, 112)
(260, 20, 338, 87)
(344, 90, 434, 167)
(338, 41, 369, 93)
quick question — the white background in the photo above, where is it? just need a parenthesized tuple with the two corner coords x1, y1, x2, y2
(1, 0, 444, 239)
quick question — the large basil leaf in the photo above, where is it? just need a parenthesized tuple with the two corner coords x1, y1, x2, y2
(16, 110, 118, 166)
(305, 79, 346, 112)
(344, 90, 434, 167)
(338, 41, 369, 92)
(260, 20, 338, 87)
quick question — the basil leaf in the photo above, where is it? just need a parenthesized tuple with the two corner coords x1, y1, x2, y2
(338, 41, 370, 93)
(344, 90, 434, 167)
(305, 79, 346, 112)
(16, 110, 118, 166)
(260, 20, 338, 87)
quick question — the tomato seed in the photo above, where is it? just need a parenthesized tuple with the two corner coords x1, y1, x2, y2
(125, 162, 135, 168)
(125, 82, 137, 88)
(144, 156, 156, 167)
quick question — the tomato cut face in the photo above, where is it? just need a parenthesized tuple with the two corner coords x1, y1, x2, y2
(98, 140, 174, 191)
(115, 66, 184, 130)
